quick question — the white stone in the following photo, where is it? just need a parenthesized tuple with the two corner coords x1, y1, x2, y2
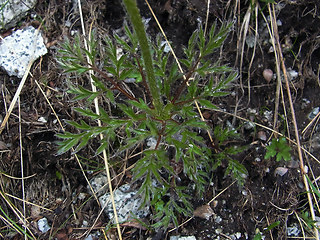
(99, 184, 149, 223)
(245, 35, 255, 48)
(263, 110, 273, 122)
(288, 69, 298, 80)
(214, 215, 222, 223)
(170, 236, 197, 240)
(84, 235, 93, 240)
(37, 116, 47, 123)
(287, 224, 300, 236)
(276, 20, 282, 26)
(308, 107, 320, 120)
(146, 137, 157, 149)
(0, 26, 47, 78)
(301, 98, 310, 110)
(235, 232, 241, 238)
(161, 40, 171, 53)
(38, 217, 50, 233)
(124, 78, 136, 83)
(88, 173, 108, 197)
(0, 0, 37, 30)
(274, 167, 288, 177)
(244, 121, 255, 130)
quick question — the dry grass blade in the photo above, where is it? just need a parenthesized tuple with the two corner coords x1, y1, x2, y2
(5, 193, 53, 212)
(294, 211, 307, 239)
(305, 160, 320, 217)
(168, 180, 236, 233)
(145, 0, 215, 145)
(18, 97, 27, 240)
(0, 191, 36, 239)
(211, 107, 320, 166)
(237, 3, 252, 97)
(0, 22, 46, 135)
(267, 3, 319, 239)
(302, 110, 320, 145)
(0, 59, 34, 135)
(246, 3, 259, 105)
(263, 4, 290, 138)
(34, 79, 101, 212)
(0, 25, 43, 239)
(77, 0, 122, 239)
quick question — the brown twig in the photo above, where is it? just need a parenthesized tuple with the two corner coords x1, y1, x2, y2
(89, 64, 139, 102)
(172, 57, 201, 104)
(134, 55, 154, 107)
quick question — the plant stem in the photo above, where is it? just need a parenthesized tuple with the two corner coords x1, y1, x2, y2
(89, 64, 138, 101)
(134, 55, 154, 108)
(172, 57, 201, 104)
(122, 0, 162, 114)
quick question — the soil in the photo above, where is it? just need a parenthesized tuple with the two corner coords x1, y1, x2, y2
(1, 0, 320, 239)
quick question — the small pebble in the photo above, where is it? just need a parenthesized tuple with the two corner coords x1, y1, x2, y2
(38, 217, 50, 233)
(308, 107, 320, 120)
(288, 69, 298, 80)
(257, 131, 267, 141)
(193, 204, 214, 220)
(212, 200, 218, 208)
(38, 116, 47, 123)
(263, 69, 273, 83)
(287, 160, 299, 169)
(215, 215, 222, 223)
(287, 224, 300, 236)
(234, 232, 242, 239)
(244, 121, 255, 130)
(274, 167, 288, 177)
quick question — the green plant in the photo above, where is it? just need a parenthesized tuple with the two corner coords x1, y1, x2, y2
(300, 210, 318, 232)
(253, 221, 280, 240)
(56, 0, 245, 229)
(212, 126, 248, 186)
(265, 136, 292, 162)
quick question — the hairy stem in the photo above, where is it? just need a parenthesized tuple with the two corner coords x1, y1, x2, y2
(122, 0, 162, 114)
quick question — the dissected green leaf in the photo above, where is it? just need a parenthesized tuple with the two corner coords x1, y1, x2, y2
(197, 99, 218, 110)
(56, 137, 79, 155)
(57, 16, 243, 230)
(74, 107, 100, 120)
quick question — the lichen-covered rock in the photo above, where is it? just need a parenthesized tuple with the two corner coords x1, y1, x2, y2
(0, 26, 47, 78)
(88, 173, 109, 197)
(99, 184, 149, 223)
(0, 0, 37, 30)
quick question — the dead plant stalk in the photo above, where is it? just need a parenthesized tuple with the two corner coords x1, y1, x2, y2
(268, 3, 319, 239)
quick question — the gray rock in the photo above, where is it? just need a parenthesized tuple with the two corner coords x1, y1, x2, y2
(308, 107, 320, 120)
(0, 26, 47, 78)
(37, 217, 50, 233)
(99, 183, 149, 223)
(88, 173, 108, 197)
(0, 0, 37, 30)
(287, 224, 300, 236)
(170, 236, 197, 240)
(244, 121, 255, 130)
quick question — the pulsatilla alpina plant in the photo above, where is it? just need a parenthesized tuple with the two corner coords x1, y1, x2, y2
(56, 0, 247, 229)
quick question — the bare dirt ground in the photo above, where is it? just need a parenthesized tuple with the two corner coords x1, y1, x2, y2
(1, 0, 320, 239)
